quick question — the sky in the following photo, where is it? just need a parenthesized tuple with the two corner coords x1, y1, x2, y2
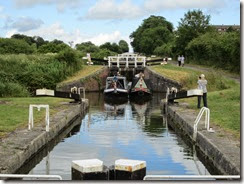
(0, 0, 240, 48)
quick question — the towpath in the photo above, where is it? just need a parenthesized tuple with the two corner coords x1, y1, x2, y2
(169, 60, 240, 83)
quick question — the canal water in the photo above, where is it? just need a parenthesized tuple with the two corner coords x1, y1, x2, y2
(22, 93, 211, 180)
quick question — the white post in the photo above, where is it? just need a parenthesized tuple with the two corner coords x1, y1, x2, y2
(28, 105, 50, 132)
(126, 57, 128, 68)
(117, 57, 119, 68)
(46, 105, 50, 132)
(193, 107, 213, 141)
(28, 105, 33, 130)
(108, 57, 111, 67)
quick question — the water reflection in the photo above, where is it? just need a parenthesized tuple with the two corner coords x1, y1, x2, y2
(22, 93, 211, 180)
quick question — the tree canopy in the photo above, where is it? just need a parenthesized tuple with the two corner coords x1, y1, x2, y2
(75, 41, 100, 53)
(118, 40, 129, 53)
(130, 15, 174, 55)
(0, 38, 35, 54)
(175, 9, 212, 54)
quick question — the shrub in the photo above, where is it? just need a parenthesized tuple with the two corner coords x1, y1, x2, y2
(0, 38, 35, 54)
(186, 31, 240, 73)
(0, 82, 29, 97)
(0, 53, 83, 97)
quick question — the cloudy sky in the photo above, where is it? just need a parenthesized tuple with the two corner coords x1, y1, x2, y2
(0, 0, 240, 47)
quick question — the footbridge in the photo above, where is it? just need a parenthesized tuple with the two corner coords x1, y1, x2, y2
(90, 52, 164, 80)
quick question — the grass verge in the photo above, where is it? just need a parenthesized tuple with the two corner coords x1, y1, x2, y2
(150, 64, 240, 138)
(0, 97, 72, 138)
(58, 65, 104, 85)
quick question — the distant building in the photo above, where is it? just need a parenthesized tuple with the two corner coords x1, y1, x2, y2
(212, 25, 240, 33)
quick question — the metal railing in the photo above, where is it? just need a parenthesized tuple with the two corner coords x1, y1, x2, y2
(0, 174, 62, 180)
(143, 175, 240, 180)
(28, 104, 50, 132)
(193, 107, 214, 141)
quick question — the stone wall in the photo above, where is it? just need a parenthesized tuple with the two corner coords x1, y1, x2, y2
(57, 67, 109, 92)
(162, 101, 240, 175)
(0, 101, 89, 174)
(144, 67, 182, 92)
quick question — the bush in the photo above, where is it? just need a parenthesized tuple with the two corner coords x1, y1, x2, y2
(37, 42, 70, 53)
(0, 82, 29, 97)
(0, 53, 83, 97)
(0, 38, 35, 54)
(186, 31, 240, 73)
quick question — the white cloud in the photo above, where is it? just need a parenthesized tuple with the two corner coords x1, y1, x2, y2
(84, 0, 227, 20)
(87, 31, 122, 45)
(6, 17, 44, 32)
(12, 0, 82, 12)
(86, 0, 144, 20)
(5, 22, 129, 47)
(144, 0, 225, 12)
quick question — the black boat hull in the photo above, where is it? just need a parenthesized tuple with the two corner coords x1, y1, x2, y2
(129, 91, 152, 104)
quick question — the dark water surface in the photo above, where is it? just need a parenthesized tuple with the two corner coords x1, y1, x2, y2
(24, 93, 211, 180)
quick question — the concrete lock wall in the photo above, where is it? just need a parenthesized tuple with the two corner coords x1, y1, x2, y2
(162, 101, 240, 175)
(144, 67, 182, 92)
(57, 67, 109, 92)
(0, 101, 89, 174)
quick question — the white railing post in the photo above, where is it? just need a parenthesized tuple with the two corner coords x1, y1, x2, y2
(117, 57, 119, 67)
(193, 107, 213, 141)
(45, 105, 50, 132)
(28, 105, 50, 132)
(28, 105, 33, 130)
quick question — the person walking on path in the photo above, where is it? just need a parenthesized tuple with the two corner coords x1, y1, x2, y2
(181, 55, 185, 67)
(197, 74, 208, 108)
(177, 55, 181, 66)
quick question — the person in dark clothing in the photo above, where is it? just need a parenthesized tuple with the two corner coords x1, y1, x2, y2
(177, 55, 181, 66)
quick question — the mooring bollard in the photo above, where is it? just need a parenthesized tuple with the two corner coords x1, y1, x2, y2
(71, 159, 108, 180)
(115, 159, 146, 180)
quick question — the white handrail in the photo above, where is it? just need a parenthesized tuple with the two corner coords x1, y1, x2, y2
(143, 175, 240, 180)
(28, 105, 50, 132)
(193, 107, 213, 141)
(0, 174, 62, 180)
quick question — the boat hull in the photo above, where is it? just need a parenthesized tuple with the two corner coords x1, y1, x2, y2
(129, 90, 152, 104)
(104, 88, 128, 98)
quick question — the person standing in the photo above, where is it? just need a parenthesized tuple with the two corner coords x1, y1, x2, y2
(177, 55, 181, 66)
(165, 57, 168, 63)
(181, 55, 185, 67)
(197, 74, 208, 108)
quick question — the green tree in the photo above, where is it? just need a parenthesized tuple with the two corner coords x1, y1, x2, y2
(175, 9, 212, 54)
(130, 15, 174, 55)
(11, 34, 35, 45)
(92, 48, 117, 64)
(186, 31, 240, 73)
(38, 42, 70, 53)
(33, 36, 46, 48)
(0, 38, 35, 54)
(100, 42, 121, 53)
(119, 40, 129, 53)
(75, 41, 100, 53)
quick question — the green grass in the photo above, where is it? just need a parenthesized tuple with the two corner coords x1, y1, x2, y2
(0, 97, 72, 138)
(58, 65, 103, 85)
(150, 64, 237, 92)
(150, 64, 240, 138)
